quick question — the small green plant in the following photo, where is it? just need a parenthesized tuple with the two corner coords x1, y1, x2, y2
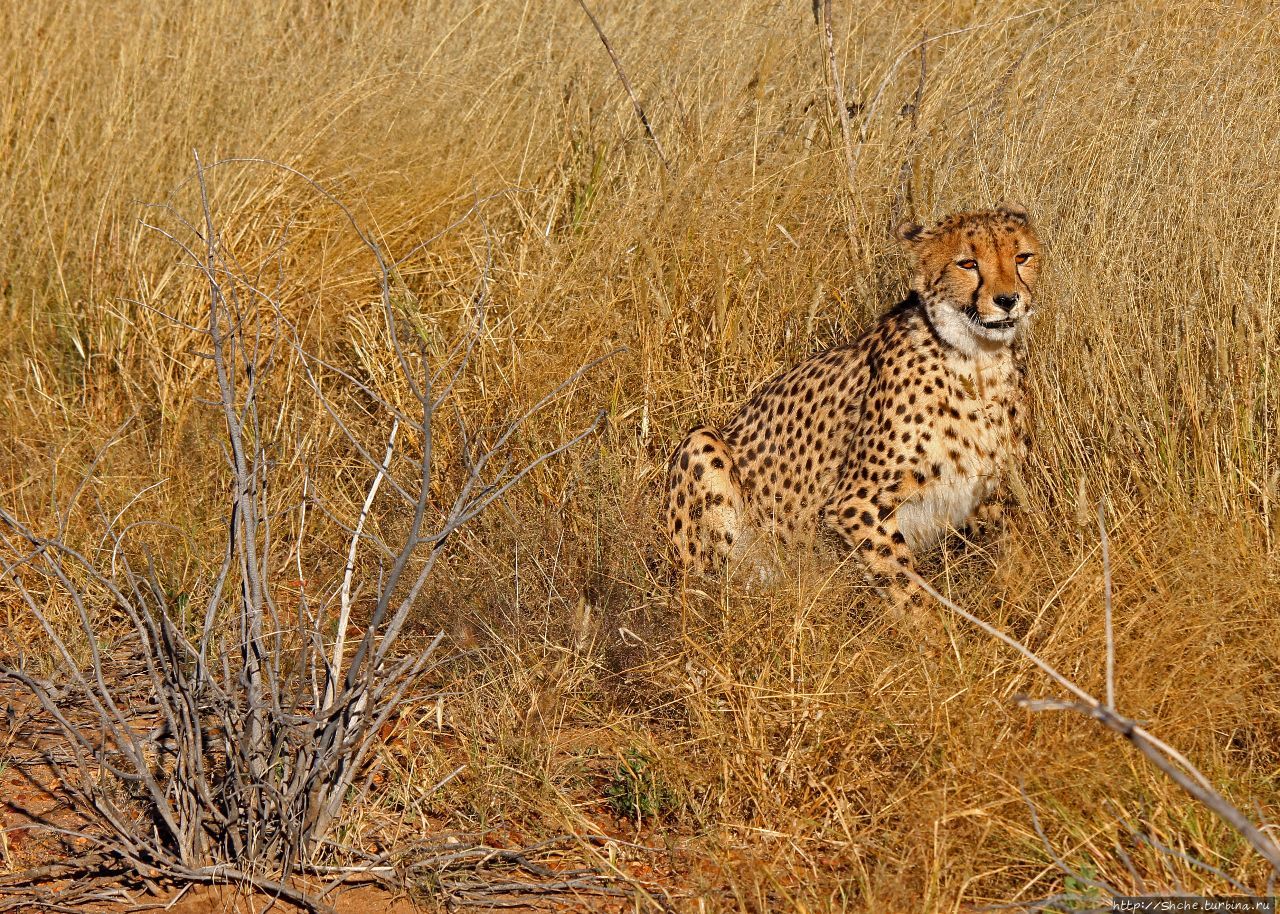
(568, 140, 608, 233)
(604, 748, 673, 824)
(1062, 860, 1108, 910)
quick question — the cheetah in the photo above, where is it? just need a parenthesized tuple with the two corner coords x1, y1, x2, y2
(664, 204, 1041, 618)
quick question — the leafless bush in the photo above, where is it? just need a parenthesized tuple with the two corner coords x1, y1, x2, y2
(0, 155, 613, 911)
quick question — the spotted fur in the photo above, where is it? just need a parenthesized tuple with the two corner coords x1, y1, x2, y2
(664, 205, 1042, 620)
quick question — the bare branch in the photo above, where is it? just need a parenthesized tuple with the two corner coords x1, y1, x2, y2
(854, 9, 1046, 165)
(913, 574, 1280, 873)
(1018, 781, 1117, 898)
(574, 0, 669, 168)
(327, 418, 398, 709)
(817, 0, 857, 243)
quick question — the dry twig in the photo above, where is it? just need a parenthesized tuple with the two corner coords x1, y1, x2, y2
(913, 545, 1280, 875)
(816, 0, 858, 221)
(574, 0, 669, 168)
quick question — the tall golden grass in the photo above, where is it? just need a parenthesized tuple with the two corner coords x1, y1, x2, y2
(3, 0, 1279, 909)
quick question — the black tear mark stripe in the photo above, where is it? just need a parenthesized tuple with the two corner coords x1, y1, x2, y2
(917, 294, 952, 351)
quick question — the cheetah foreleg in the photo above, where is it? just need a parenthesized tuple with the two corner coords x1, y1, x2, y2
(821, 492, 936, 634)
(969, 500, 1005, 537)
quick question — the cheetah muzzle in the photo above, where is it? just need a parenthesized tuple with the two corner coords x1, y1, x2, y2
(664, 204, 1042, 629)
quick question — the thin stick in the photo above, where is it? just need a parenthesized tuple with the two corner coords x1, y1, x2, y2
(1018, 782, 1117, 898)
(574, 0, 669, 168)
(817, 0, 858, 242)
(1098, 498, 1115, 709)
(854, 8, 1046, 164)
(891, 31, 927, 228)
(327, 419, 399, 709)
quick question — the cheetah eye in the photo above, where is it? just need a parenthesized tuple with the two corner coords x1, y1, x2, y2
(1015, 252, 1034, 264)
(956, 259, 978, 270)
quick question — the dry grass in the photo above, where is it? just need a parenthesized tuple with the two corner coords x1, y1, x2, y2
(3, 0, 1280, 909)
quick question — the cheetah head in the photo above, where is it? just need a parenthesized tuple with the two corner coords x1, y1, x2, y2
(896, 205, 1042, 354)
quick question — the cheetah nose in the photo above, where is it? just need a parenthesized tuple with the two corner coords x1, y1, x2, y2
(993, 293, 1019, 313)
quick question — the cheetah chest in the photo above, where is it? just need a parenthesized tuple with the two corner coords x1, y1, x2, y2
(895, 367, 1016, 551)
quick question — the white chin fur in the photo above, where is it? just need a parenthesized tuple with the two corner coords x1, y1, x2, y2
(927, 302, 1024, 357)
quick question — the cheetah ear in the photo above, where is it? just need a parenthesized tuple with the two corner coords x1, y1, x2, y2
(894, 220, 926, 245)
(998, 202, 1029, 223)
